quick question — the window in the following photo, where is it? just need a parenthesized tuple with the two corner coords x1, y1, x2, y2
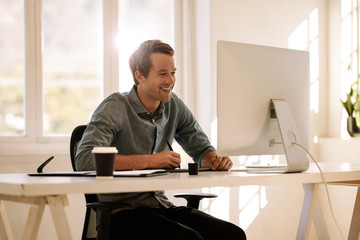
(0, 1, 25, 136)
(0, 0, 176, 152)
(340, 0, 358, 137)
(42, 0, 103, 135)
(117, 0, 174, 92)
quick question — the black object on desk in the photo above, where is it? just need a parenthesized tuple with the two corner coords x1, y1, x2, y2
(37, 156, 54, 173)
(188, 162, 199, 175)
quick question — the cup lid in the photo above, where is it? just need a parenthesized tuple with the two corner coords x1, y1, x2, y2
(92, 147, 118, 154)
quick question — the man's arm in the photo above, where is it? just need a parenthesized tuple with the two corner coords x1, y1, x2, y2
(114, 151, 181, 170)
(201, 151, 233, 171)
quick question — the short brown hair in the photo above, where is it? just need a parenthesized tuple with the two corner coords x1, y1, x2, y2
(129, 40, 175, 85)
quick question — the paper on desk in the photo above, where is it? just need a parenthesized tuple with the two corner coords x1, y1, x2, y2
(113, 169, 168, 177)
(28, 169, 168, 177)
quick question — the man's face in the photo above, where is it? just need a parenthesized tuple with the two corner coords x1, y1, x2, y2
(138, 53, 176, 104)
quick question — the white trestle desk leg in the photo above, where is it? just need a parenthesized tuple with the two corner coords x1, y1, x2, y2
(22, 197, 46, 240)
(46, 195, 73, 240)
(348, 186, 360, 240)
(297, 183, 320, 240)
(0, 200, 14, 240)
(312, 196, 330, 239)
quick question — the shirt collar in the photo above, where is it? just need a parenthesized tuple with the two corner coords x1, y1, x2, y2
(128, 85, 165, 116)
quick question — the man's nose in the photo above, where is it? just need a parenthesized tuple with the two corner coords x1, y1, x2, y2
(166, 75, 175, 84)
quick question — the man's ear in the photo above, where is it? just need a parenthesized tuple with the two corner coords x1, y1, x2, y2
(135, 70, 145, 84)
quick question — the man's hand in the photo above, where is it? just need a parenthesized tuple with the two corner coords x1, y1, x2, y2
(150, 151, 181, 169)
(201, 151, 233, 171)
(211, 155, 233, 171)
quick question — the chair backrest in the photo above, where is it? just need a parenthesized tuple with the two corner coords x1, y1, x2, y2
(70, 124, 98, 239)
(70, 125, 87, 171)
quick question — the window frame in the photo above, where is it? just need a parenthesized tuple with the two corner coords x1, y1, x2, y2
(0, 0, 185, 155)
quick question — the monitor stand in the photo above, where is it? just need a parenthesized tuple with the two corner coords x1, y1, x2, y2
(271, 99, 309, 173)
(245, 99, 309, 173)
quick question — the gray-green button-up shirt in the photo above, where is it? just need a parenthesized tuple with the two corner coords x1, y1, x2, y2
(75, 86, 215, 209)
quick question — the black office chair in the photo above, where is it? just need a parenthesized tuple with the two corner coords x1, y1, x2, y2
(70, 125, 218, 240)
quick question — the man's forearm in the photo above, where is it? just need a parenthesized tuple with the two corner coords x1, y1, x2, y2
(115, 154, 152, 170)
(114, 151, 181, 170)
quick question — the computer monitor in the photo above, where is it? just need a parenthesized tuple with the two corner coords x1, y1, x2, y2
(216, 41, 310, 172)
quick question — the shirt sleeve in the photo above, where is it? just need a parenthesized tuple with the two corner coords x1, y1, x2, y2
(173, 96, 215, 165)
(75, 95, 121, 171)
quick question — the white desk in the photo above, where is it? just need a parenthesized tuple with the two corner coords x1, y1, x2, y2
(1, 163, 360, 240)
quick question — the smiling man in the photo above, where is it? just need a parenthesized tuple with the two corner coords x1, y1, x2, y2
(135, 52, 176, 111)
(75, 40, 246, 240)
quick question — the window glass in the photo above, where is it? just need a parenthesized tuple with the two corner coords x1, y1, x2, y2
(340, 0, 359, 137)
(118, 0, 175, 93)
(42, 0, 102, 135)
(0, 1, 25, 136)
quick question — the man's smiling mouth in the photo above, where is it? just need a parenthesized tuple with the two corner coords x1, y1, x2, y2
(160, 87, 172, 91)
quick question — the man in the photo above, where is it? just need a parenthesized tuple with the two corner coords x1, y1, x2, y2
(75, 40, 246, 240)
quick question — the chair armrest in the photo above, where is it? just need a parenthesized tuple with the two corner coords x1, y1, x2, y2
(86, 201, 130, 209)
(173, 193, 218, 209)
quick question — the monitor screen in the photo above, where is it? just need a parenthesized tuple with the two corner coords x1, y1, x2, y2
(217, 41, 309, 166)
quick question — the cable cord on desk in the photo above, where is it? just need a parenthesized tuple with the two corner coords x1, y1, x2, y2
(291, 141, 345, 240)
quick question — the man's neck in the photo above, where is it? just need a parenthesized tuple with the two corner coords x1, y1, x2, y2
(135, 86, 160, 114)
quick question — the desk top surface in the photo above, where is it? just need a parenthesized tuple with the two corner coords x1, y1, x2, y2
(1, 163, 360, 197)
